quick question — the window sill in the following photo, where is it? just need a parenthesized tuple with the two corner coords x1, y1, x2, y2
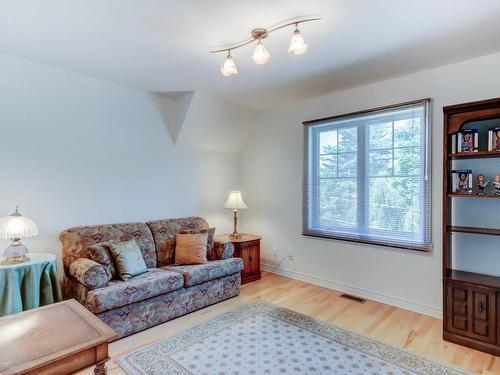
(302, 232, 432, 252)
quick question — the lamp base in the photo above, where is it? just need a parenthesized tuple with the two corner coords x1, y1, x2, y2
(229, 232, 241, 239)
(1, 255, 30, 265)
(3, 240, 29, 260)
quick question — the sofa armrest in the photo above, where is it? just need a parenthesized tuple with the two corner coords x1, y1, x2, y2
(212, 241, 235, 260)
(69, 258, 111, 289)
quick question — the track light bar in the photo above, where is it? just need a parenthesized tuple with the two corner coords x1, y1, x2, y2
(211, 16, 321, 76)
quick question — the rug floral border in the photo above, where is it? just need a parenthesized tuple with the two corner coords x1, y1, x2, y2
(118, 301, 469, 375)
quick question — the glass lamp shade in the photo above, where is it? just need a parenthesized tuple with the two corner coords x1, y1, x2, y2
(252, 41, 271, 65)
(220, 54, 238, 76)
(223, 191, 248, 210)
(288, 29, 309, 54)
(0, 207, 38, 260)
(0, 208, 38, 240)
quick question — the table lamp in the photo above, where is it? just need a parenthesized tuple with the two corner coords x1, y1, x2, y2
(224, 191, 248, 238)
(0, 206, 38, 264)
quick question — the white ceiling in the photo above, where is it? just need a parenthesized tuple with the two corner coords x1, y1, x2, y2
(2, 0, 500, 110)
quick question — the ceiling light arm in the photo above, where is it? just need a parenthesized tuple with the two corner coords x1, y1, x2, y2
(210, 38, 257, 54)
(209, 16, 321, 54)
(267, 17, 321, 33)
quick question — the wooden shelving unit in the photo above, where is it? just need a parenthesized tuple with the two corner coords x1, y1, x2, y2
(443, 97, 500, 356)
(447, 193, 500, 199)
(448, 226, 500, 236)
(445, 269, 500, 290)
(448, 151, 500, 159)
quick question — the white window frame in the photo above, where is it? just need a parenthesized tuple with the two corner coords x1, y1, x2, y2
(303, 99, 432, 251)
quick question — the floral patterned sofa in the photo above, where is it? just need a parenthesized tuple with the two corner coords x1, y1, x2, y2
(60, 216, 243, 338)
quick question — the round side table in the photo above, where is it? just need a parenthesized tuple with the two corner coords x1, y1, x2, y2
(0, 253, 62, 316)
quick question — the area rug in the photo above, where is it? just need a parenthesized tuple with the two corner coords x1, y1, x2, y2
(117, 301, 468, 375)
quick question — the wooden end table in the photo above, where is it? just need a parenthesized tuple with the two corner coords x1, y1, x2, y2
(0, 299, 117, 375)
(216, 233, 262, 284)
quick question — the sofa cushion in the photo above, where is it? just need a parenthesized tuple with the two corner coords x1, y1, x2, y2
(179, 227, 216, 260)
(109, 239, 148, 281)
(146, 217, 208, 267)
(87, 242, 117, 279)
(162, 258, 244, 287)
(212, 241, 235, 260)
(175, 233, 208, 265)
(69, 258, 111, 289)
(86, 268, 184, 314)
(60, 222, 156, 275)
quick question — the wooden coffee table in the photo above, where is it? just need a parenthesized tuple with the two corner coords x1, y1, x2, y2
(0, 299, 117, 375)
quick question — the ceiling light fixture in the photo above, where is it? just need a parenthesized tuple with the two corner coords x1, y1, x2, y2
(288, 23, 309, 55)
(210, 16, 321, 76)
(221, 50, 238, 76)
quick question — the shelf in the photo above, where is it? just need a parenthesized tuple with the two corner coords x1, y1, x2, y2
(448, 226, 500, 236)
(445, 268, 500, 289)
(448, 151, 500, 159)
(448, 193, 500, 198)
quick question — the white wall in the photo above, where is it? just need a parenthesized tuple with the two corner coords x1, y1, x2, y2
(241, 51, 500, 317)
(0, 53, 258, 276)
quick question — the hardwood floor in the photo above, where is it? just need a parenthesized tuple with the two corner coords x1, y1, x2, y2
(77, 272, 500, 375)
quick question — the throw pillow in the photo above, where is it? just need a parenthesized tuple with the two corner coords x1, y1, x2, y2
(87, 242, 117, 279)
(69, 258, 111, 289)
(175, 232, 208, 265)
(108, 239, 148, 281)
(178, 227, 216, 260)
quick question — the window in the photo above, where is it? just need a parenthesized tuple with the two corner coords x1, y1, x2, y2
(303, 99, 431, 251)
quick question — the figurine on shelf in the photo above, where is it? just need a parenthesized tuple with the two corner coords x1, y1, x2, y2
(476, 174, 489, 195)
(494, 175, 500, 195)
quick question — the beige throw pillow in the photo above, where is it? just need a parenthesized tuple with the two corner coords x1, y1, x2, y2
(178, 227, 216, 260)
(175, 233, 208, 265)
(108, 239, 148, 281)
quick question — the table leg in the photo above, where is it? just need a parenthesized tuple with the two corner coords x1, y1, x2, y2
(94, 362, 106, 375)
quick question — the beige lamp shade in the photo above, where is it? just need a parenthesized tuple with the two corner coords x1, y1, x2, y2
(224, 191, 248, 210)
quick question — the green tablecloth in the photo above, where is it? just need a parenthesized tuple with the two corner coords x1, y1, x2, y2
(0, 253, 62, 316)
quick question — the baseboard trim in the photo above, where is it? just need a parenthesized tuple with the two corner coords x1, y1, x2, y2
(261, 263, 442, 319)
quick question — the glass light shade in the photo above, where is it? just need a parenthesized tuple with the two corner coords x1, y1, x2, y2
(224, 191, 248, 210)
(252, 41, 271, 65)
(288, 30, 308, 54)
(220, 55, 238, 76)
(0, 208, 38, 240)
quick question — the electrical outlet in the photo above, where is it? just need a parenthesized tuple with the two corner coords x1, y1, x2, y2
(273, 248, 278, 258)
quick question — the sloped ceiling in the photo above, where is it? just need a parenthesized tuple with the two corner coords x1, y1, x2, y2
(151, 91, 194, 144)
(152, 91, 260, 153)
(3, 1, 500, 109)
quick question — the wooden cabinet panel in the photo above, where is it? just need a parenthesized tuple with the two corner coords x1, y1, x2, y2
(240, 248, 252, 275)
(237, 240, 261, 284)
(497, 293, 500, 345)
(446, 283, 496, 344)
(469, 288, 496, 343)
(216, 234, 261, 285)
(447, 284, 469, 335)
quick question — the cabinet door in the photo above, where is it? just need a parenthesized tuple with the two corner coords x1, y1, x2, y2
(239, 241, 260, 274)
(240, 247, 252, 275)
(446, 283, 496, 344)
(468, 287, 496, 343)
(247, 245, 260, 274)
(447, 284, 469, 335)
